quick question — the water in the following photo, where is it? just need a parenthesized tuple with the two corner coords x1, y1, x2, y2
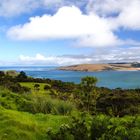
(0, 66, 140, 89)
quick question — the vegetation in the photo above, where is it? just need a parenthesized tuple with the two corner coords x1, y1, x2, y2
(0, 70, 140, 139)
(0, 107, 69, 140)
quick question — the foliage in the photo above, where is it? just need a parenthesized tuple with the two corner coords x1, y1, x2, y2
(34, 84, 40, 91)
(97, 88, 140, 116)
(16, 71, 27, 81)
(76, 76, 98, 113)
(47, 113, 91, 140)
(90, 115, 140, 140)
(48, 114, 140, 140)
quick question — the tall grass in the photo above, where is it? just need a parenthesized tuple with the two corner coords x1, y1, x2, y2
(31, 94, 75, 115)
(52, 100, 74, 115)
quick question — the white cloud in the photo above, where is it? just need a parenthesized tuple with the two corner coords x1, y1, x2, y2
(89, 0, 140, 30)
(20, 54, 46, 61)
(7, 6, 120, 47)
(0, 0, 86, 17)
(87, 0, 128, 16)
(93, 47, 140, 63)
(19, 53, 92, 65)
(0, 0, 40, 17)
(117, 0, 140, 30)
(19, 47, 140, 65)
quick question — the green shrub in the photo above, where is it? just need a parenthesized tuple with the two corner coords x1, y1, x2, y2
(91, 115, 140, 140)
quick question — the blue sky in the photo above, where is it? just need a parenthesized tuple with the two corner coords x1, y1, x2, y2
(1, 0, 140, 66)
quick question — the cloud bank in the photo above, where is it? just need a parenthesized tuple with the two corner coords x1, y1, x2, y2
(19, 47, 140, 65)
(19, 53, 92, 65)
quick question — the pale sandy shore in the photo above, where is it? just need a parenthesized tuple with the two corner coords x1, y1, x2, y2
(58, 64, 140, 72)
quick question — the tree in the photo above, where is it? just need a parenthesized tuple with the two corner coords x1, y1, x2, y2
(16, 71, 27, 81)
(0, 71, 5, 78)
(44, 84, 51, 90)
(80, 76, 98, 113)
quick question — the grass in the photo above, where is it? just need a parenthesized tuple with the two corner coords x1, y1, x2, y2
(31, 93, 75, 115)
(20, 82, 51, 94)
(0, 107, 70, 140)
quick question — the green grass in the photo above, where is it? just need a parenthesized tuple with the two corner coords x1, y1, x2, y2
(31, 93, 75, 115)
(20, 82, 51, 94)
(0, 107, 70, 140)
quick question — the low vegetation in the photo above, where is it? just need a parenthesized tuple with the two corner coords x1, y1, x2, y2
(0, 71, 140, 139)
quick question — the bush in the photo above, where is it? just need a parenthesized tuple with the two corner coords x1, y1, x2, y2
(47, 114, 140, 140)
(90, 115, 140, 140)
(47, 113, 91, 140)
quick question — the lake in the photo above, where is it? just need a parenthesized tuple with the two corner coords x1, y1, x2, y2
(0, 66, 140, 89)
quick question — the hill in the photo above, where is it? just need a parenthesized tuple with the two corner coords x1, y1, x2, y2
(58, 63, 140, 72)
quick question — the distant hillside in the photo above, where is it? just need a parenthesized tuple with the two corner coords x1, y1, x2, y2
(58, 63, 140, 72)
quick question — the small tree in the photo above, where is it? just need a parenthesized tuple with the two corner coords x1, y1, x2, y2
(80, 76, 98, 113)
(34, 84, 40, 91)
(0, 71, 5, 78)
(16, 71, 27, 81)
(44, 84, 51, 91)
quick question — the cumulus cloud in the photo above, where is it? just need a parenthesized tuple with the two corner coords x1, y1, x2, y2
(7, 6, 121, 47)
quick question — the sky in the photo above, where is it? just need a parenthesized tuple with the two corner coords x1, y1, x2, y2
(1, 0, 140, 66)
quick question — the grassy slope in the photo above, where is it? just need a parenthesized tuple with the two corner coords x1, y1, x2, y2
(20, 82, 50, 94)
(0, 107, 70, 140)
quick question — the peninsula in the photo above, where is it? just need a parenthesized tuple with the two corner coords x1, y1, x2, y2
(58, 63, 140, 72)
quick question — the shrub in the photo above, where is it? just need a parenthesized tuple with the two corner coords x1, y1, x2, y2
(44, 84, 51, 90)
(90, 115, 140, 140)
(47, 113, 91, 140)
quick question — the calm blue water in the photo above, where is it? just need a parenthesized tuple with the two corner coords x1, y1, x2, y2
(0, 66, 140, 89)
